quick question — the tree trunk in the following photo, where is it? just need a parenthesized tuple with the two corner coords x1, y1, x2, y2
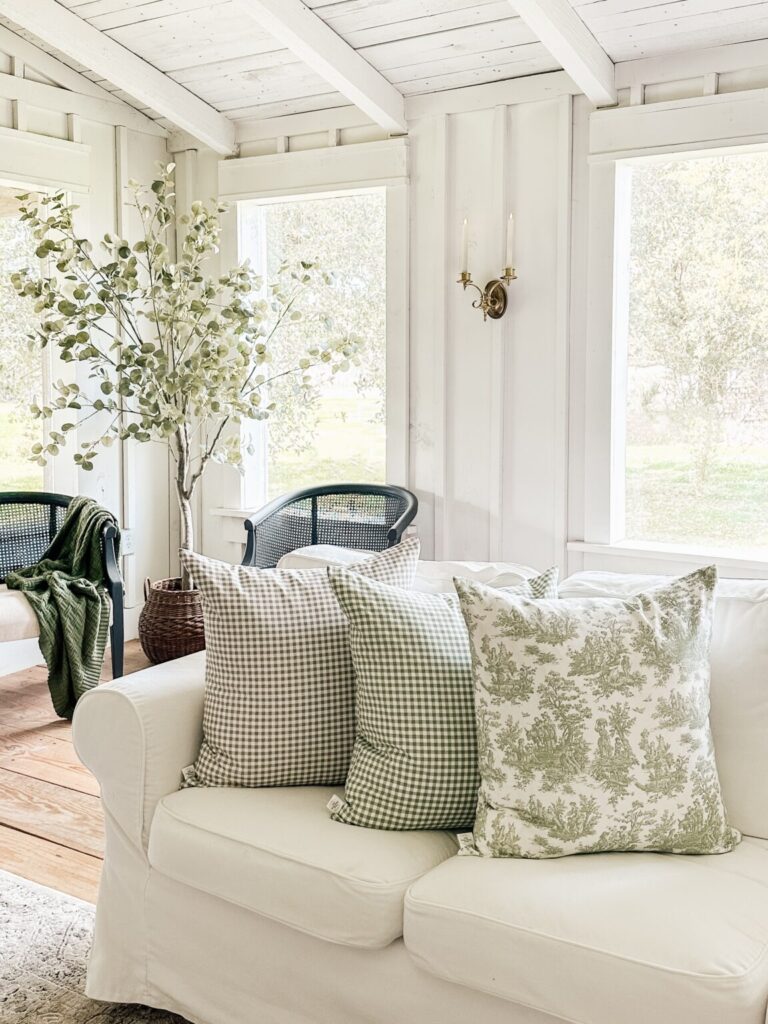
(176, 432, 195, 589)
(177, 487, 194, 589)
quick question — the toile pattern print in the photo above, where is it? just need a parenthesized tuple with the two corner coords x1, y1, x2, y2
(456, 566, 741, 859)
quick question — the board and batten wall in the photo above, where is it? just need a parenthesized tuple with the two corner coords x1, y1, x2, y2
(195, 76, 577, 571)
(0, 35, 172, 641)
(408, 94, 572, 567)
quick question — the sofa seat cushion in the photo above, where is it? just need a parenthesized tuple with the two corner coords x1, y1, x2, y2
(148, 785, 457, 949)
(0, 584, 38, 642)
(404, 839, 768, 1024)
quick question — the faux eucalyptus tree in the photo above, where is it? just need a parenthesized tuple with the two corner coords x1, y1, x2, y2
(11, 165, 359, 582)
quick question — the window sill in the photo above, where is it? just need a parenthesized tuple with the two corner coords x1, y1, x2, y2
(211, 507, 258, 520)
(567, 540, 768, 576)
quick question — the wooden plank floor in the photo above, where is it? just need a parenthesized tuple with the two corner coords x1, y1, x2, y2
(0, 641, 150, 902)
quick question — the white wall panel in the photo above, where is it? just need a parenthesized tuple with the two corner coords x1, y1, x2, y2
(408, 113, 447, 560)
(444, 106, 498, 560)
(501, 96, 571, 571)
(408, 95, 571, 567)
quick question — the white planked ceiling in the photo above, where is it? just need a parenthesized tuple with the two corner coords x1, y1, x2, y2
(0, 0, 558, 128)
(571, 0, 768, 63)
(2, 0, 768, 135)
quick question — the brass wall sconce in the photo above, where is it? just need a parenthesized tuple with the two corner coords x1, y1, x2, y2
(457, 215, 517, 321)
(457, 267, 517, 321)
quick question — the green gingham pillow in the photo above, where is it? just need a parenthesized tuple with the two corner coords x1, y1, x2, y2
(326, 566, 558, 830)
(180, 537, 420, 789)
(456, 566, 741, 858)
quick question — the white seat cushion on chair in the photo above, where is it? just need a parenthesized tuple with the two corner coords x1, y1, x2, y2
(278, 545, 542, 595)
(0, 584, 38, 642)
(277, 545, 375, 572)
(148, 786, 457, 949)
(404, 839, 768, 1024)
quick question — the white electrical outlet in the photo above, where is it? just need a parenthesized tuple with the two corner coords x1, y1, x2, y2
(121, 528, 136, 555)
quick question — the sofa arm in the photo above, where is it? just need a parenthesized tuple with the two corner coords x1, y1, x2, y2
(73, 652, 205, 853)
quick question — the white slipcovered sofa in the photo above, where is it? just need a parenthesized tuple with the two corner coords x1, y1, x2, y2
(72, 551, 768, 1024)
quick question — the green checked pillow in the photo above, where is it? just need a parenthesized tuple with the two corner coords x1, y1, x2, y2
(456, 566, 741, 858)
(180, 537, 420, 789)
(326, 566, 558, 831)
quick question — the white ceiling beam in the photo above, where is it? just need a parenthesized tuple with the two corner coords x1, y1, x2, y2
(235, 0, 407, 133)
(0, 0, 236, 154)
(509, 0, 617, 107)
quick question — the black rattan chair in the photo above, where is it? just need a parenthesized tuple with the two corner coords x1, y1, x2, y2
(0, 491, 124, 677)
(242, 483, 418, 569)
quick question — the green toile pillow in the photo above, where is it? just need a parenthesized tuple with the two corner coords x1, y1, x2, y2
(455, 566, 741, 858)
(326, 566, 558, 831)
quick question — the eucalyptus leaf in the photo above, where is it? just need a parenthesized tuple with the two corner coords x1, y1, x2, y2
(11, 168, 362, 572)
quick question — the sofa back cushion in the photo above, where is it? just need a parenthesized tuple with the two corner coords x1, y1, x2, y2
(560, 572, 768, 840)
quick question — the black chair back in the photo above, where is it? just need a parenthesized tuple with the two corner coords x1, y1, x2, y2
(242, 484, 418, 569)
(0, 491, 70, 583)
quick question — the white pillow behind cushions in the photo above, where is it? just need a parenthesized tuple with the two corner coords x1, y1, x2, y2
(276, 545, 374, 572)
(180, 537, 420, 789)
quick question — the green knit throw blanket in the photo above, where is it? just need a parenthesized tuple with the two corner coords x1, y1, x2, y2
(6, 496, 120, 719)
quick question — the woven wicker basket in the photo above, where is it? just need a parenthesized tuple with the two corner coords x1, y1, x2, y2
(138, 577, 206, 664)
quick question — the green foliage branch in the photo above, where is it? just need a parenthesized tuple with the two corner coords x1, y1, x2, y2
(11, 165, 360, 581)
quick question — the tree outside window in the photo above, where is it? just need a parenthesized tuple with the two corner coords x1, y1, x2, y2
(240, 189, 386, 501)
(623, 152, 768, 551)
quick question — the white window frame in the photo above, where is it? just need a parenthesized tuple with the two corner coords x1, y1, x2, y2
(0, 188, 54, 493)
(215, 139, 409, 513)
(571, 88, 768, 578)
(0, 151, 88, 496)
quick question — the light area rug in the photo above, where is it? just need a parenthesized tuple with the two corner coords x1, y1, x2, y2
(0, 868, 186, 1024)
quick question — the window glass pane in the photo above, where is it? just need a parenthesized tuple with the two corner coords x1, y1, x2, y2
(624, 152, 768, 551)
(239, 190, 386, 501)
(0, 187, 44, 491)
